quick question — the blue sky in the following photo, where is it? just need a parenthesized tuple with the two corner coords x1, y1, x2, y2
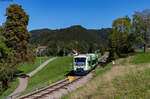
(0, 0, 150, 30)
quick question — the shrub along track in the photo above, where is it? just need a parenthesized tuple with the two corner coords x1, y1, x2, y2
(18, 53, 109, 99)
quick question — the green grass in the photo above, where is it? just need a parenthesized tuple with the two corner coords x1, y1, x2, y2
(94, 63, 111, 77)
(0, 57, 50, 99)
(114, 69, 150, 98)
(0, 78, 19, 99)
(132, 51, 150, 65)
(98, 68, 150, 99)
(18, 56, 73, 97)
(62, 51, 150, 99)
(97, 53, 101, 58)
(25, 56, 73, 91)
(17, 57, 50, 75)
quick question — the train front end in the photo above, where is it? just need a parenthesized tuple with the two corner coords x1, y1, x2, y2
(73, 55, 88, 75)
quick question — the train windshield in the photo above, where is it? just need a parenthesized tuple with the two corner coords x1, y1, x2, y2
(74, 58, 86, 66)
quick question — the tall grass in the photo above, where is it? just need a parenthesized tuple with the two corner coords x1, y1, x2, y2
(98, 69, 150, 99)
(62, 50, 150, 99)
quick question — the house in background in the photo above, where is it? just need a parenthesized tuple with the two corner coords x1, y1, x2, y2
(36, 46, 47, 53)
(72, 50, 78, 56)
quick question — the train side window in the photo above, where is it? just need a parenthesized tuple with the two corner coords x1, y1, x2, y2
(92, 60, 96, 65)
(92, 60, 94, 65)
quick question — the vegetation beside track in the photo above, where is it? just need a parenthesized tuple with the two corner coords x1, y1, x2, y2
(62, 50, 150, 99)
(0, 57, 50, 99)
(0, 79, 19, 99)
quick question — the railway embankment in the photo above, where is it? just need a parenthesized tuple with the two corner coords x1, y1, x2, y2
(62, 50, 150, 99)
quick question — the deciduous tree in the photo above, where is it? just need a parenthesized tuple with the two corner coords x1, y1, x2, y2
(109, 16, 134, 58)
(132, 10, 150, 52)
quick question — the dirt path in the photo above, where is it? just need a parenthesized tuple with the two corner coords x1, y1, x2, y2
(10, 78, 28, 98)
(10, 57, 56, 99)
(28, 57, 56, 77)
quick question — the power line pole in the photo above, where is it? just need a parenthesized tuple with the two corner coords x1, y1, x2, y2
(40, 50, 42, 64)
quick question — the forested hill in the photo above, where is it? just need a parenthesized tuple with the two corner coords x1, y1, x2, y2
(30, 25, 111, 45)
(30, 25, 112, 55)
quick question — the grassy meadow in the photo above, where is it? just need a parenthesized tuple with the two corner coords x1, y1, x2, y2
(27, 56, 73, 89)
(17, 57, 50, 75)
(18, 56, 73, 97)
(62, 50, 150, 99)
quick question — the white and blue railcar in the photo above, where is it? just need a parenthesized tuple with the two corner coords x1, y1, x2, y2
(73, 53, 98, 75)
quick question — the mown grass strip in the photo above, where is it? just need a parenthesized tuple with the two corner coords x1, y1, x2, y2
(17, 57, 50, 75)
(27, 56, 73, 89)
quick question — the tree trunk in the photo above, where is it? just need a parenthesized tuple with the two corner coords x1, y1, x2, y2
(144, 43, 146, 53)
(2, 79, 8, 89)
(144, 32, 146, 53)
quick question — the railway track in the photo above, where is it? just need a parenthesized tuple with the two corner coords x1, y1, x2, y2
(19, 76, 82, 99)
(19, 53, 109, 99)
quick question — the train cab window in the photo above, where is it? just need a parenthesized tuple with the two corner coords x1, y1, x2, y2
(75, 58, 86, 66)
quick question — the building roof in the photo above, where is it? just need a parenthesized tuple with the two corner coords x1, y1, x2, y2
(73, 50, 78, 54)
(74, 55, 87, 58)
(37, 46, 47, 49)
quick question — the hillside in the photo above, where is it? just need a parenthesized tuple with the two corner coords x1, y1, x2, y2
(30, 26, 111, 46)
(30, 25, 112, 55)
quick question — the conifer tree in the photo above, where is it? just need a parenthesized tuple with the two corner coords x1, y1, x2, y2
(3, 4, 31, 63)
(0, 26, 15, 88)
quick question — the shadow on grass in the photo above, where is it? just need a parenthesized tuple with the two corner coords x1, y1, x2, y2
(114, 51, 143, 60)
(13, 70, 29, 78)
(65, 70, 76, 76)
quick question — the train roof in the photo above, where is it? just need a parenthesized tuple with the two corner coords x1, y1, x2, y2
(86, 53, 96, 57)
(74, 54, 87, 58)
(74, 53, 97, 59)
